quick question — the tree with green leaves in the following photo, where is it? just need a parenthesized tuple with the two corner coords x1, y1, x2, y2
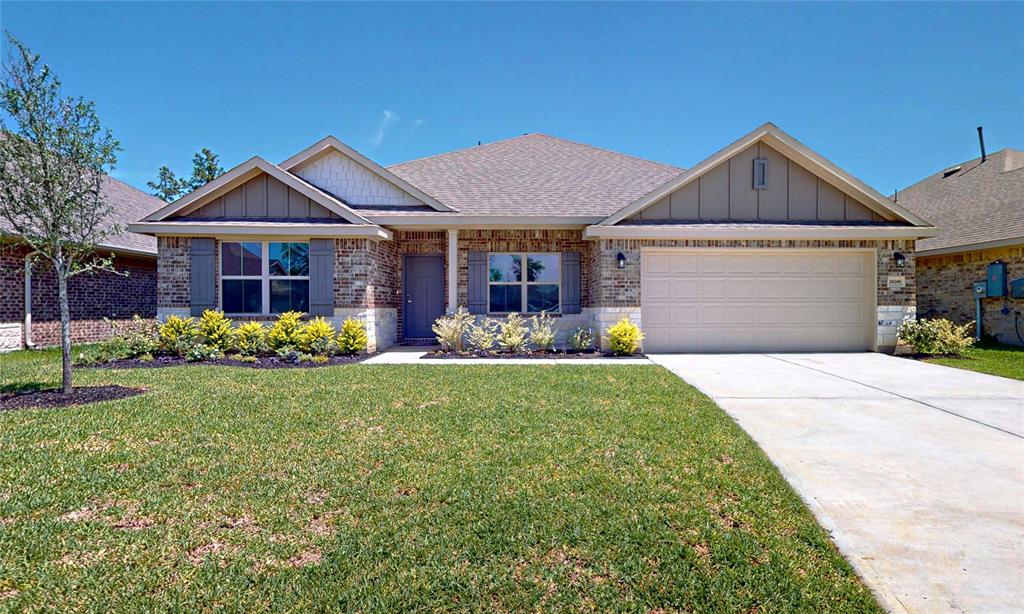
(147, 147, 224, 202)
(0, 33, 121, 393)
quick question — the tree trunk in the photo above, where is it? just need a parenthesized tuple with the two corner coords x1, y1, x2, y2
(57, 265, 73, 394)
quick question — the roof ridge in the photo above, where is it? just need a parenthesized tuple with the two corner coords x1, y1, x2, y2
(527, 132, 684, 172)
(388, 133, 542, 169)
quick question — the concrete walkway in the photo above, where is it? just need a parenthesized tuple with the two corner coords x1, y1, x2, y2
(650, 353, 1024, 613)
(363, 349, 652, 365)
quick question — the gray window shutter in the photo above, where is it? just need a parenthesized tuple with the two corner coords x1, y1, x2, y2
(308, 239, 334, 316)
(468, 251, 487, 314)
(190, 238, 215, 316)
(561, 251, 581, 314)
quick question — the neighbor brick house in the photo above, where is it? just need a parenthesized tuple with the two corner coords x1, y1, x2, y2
(895, 147, 1024, 345)
(0, 176, 163, 351)
(129, 123, 936, 353)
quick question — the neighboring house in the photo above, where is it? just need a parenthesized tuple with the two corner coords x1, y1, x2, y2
(0, 176, 164, 351)
(895, 148, 1024, 345)
(128, 123, 936, 353)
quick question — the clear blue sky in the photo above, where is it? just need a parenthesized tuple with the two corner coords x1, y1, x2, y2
(3, 1, 1022, 196)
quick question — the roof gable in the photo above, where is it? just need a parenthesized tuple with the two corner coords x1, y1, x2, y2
(279, 136, 453, 212)
(599, 123, 932, 227)
(143, 157, 375, 225)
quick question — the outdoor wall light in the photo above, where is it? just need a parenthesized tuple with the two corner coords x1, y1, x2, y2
(893, 252, 906, 268)
(617, 252, 627, 269)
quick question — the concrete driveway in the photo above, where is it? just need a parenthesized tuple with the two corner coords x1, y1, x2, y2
(649, 353, 1024, 614)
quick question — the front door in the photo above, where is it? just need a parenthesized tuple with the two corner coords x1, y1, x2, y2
(404, 254, 445, 339)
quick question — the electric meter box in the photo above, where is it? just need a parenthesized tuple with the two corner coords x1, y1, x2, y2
(1011, 278, 1024, 299)
(987, 261, 1007, 297)
(973, 282, 988, 298)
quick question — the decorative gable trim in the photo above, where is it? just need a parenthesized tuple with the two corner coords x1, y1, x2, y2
(142, 157, 376, 225)
(279, 136, 454, 212)
(597, 123, 933, 227)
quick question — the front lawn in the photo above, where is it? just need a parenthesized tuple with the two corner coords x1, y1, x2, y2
(0, 350, 878, 612)
(926, 341, 1024, 381)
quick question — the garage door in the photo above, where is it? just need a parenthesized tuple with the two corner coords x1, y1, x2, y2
(641, 250, 873, 353)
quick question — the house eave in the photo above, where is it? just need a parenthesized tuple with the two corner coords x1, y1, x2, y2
(582, 224, 939, 241)
(368, 215, 603, 229)
(128, 222, 392, 240)
(916, 236, 1024, 258)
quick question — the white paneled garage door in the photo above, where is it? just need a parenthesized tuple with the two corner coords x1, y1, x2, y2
(641, 250, 874, 353)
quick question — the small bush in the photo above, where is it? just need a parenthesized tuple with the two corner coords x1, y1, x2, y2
(276, 348, 301, 363)
(235, 322, 269, 356)
(432, 308, 475, 352)
(466, 318, 499, 354)
(605, 317, 644, 356)
(498, 313, 529, 353)
(197, 310, 236, 352)
(106, 315, 159, 357)
(186, 344, 222, 363)
(237, 355, 258, 364)
(337, 317, 368, 355)
(528, 312, 556, 351)
(299, 317, 338, 355)
(899, 318, 975, 357)
(569, 327, 595, 352)
(268, 311, 305, 349)
(159, 316, 200, 357)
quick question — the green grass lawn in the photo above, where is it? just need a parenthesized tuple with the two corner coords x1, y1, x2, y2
(0, 349, 878, 612)
(926, 341, 1024, 381)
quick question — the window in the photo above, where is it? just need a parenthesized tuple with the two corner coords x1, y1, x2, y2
(221, 241, 310, 314)
(488, 253, 560, 313)
(753, 158, 768, 190)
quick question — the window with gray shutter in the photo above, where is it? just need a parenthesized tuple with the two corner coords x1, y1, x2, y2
(190, 238, 216, 316)
(467, 251, 487, 314)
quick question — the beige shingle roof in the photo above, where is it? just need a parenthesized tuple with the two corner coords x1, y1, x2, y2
(895, 148, 1024, 253)
(387, 133, 683, 217)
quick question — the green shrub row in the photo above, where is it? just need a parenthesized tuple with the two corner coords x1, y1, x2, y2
(77, 311, 368, 364)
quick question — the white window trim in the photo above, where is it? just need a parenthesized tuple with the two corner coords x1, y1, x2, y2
(487, 252, 561, 315)
(220, 241, 310, 316)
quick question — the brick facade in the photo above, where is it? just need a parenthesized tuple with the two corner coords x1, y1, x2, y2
(1, 241, 157, 349)
(917, 245, 1024, 345)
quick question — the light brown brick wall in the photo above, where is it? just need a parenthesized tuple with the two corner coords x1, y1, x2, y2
(157, 236, 192, 309)
(917, 245, 1024, 345)
(590, 238, 916, 308)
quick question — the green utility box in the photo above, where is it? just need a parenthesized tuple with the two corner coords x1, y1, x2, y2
(987, 261, 1007, 297)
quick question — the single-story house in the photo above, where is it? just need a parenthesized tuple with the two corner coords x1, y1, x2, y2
(128, 123, 936, 353)
(0, 176, 164, 351)
(895, 147, 1024, 345)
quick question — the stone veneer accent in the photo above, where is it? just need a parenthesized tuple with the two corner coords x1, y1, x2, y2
(917, 245, 1023, 346)
(294, 151, 422, 207)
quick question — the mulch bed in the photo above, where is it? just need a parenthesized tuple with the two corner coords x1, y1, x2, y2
(424, 351, 645, 360)
(81, 353, 375, 370)
(1, 385, 147, 412)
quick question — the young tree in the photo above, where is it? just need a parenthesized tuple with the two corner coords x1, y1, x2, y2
(0, 33, 121, 394)
(147, 147, 223, 202)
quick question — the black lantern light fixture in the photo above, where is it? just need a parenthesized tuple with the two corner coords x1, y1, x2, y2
(616, 252, 627, 269)
(893, 251, 906, 268)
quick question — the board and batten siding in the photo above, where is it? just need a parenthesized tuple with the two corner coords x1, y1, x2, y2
(631, 142, 886, 223)
(180, 173, 341, 220)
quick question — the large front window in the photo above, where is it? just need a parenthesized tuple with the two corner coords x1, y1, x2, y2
(221, 241, 309, 314)
(488, 253, 560, 313)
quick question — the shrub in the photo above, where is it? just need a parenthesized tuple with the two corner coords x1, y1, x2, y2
(186, 344, 222, 362)
(605, 317, 644, 356)
(899, 318, 975, 357)
(300, 317, 338, 355)
(276, 348, 301, 363)
(497, 313, 529, 353)
(197, 310, 236, 352)
(106, 315, 159, 357)
(235, 322, 269, 356)
(569, 327, 595, 352)
(432, 308, 475, 352)
(159, 315, 200, 357)
(337, 317, 368, 355)
(466, 318, 499, 354)
(268, 311, 304, 349)
(528, 312, 556, 351)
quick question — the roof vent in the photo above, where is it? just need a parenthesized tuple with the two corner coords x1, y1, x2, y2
(941, 165, 962, 178)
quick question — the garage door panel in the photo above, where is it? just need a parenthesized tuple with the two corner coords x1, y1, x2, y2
(641, 250, 872, 352)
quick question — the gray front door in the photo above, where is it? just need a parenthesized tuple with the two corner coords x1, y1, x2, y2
(404, 254, 445, 339)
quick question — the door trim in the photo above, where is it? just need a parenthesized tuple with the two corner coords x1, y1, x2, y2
(403, 254, 445, 339)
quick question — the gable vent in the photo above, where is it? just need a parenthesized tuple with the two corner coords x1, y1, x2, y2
(752, 158, 768, 189)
